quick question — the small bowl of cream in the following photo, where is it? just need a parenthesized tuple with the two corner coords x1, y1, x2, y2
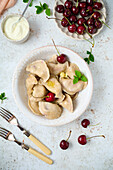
(1, 14, 30, 43)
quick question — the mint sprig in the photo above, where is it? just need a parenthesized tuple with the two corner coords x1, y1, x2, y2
(0, 92, 7, 103)
(35, 2, 51, 16)
(84, 49, 94, 64)
(73, 70, 87, 84)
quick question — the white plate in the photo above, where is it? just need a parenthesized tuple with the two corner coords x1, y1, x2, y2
(12, 45, 93, 126)
(53, 0, 106, 40)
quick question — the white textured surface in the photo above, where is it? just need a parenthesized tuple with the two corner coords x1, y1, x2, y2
(0, 0, 113, 170)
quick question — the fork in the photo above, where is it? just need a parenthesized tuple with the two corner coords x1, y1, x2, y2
(0, 107, 51, 155)
(0, 127, 53, 165)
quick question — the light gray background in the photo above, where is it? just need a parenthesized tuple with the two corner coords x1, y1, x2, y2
(0, 0, 113, 170)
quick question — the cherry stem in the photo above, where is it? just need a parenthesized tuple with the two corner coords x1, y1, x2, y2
(99, 18, 111, 29)
(76, 0, 79, 8)
(46, 16, 62, 21)
(89, 122, 100, 127)
(66, 130, 72, 141)
(87, 135, 105, 140)
(52, 39, 60, 56)
(64, 16, 72, 25)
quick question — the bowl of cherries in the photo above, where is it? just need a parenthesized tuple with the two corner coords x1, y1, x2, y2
(54, 0, 106, 40)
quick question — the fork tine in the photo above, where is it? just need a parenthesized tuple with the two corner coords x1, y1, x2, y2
(0, 112, 9, 121)
(0, 107, 13, 117)
(0, 127, 9, 134)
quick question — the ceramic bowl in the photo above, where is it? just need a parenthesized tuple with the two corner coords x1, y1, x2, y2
(12, 45, 93, 126)
(53, 0, 106, 40)
(1, 14, 30, 44)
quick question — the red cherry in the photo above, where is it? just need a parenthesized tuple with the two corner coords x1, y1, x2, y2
(60, 131, 71, 150)
(86, 0, 93, 5)
(81, 119, 90, 128)
(78, 135, 87, 145)
(63, 9, 71, 17)
(79, 2, 87, 8)
(88, 25, 97, 34)
(95, 20, 102, 29)
(45, 92, 55, 102)
(57, 54, 67, 63)
(68, 24, 77, 33)
(64, 0, 73, 9)
(55, 5, 64, 13)
(80, 8, 89, 17)
(87, 18, 94, 26)
(93, 12, 101, 19)
(61, 18, 69, 27)
(69, 15, 77, 23)
(60, 140, 69, 150)
(93, 2, 102, 10)
(72, 6, 79, 15)
(77, 18, 86, 25)
(77, 25, 85, 35)
(78, 135, 105, 145)
(87, 6, 93, 15)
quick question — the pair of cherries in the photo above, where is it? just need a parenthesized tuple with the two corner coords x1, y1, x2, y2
(60, 119, 105, 149)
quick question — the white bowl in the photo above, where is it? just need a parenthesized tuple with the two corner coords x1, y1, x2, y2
(12, 45, 93, 126)
(1, 14, 30, 44)
(53, 0, 106, 40)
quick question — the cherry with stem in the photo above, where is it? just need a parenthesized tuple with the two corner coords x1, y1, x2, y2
(78, 134, 105, 145)
(60, 130, 72, 150)
(52, 39, 67, 63)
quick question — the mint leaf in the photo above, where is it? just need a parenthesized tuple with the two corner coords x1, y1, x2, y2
(45, 8, 50, 16)
(81, 75, 87, 82)
(75, 70, 82, 79)
(87, 60, 90, 64)
(40, 2, 43, 9)
(43, 3, 48, 9)
(23, 0, 33, 7)
(73, 77, 79, 84)
(87, 51, 91, 55)
(36, 6, 44, 14)
(84, 58, 88, 62)
(89, 54, 94, 62)
(0, 92, 7, 103)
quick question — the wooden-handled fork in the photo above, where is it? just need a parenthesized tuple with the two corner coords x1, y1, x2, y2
(0, 107, 51, 155)
(0, 127, 53, 165)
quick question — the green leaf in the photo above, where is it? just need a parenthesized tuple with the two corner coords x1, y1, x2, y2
(36, 6, 44, 14)
(3, 97, 7, 100)
(1, 92, 5, 97)
(43, 3, 48, 9)
(73, 77, 79, 84)
(23, 0, 28, 2)
(87, 51, 91, 55)
(45, 8, 51, 16)
(89, 54, 94, 62)
(75, 70, 82, 79)
(40, 2, 44, 9)
(81, 75, 88, 82)
(84, 58, 88, 62)
(87, 60, 90, 64)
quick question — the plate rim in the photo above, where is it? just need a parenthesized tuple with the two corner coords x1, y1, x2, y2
(12, 45, 93, 126)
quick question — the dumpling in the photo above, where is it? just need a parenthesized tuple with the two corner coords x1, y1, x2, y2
(29, 96, 44, 102)
(47, 61, 69, 75)
(59, 77, 87, 95)
(59, 94, 73, 112)
(47, 54, 57, 64)
(42, 76, 64, 99)
(32, 84, 47, 98)
(39, 101, 62, 119)
(28, 100, 42, 115)
(66, 63, 80, 79)
(26, 60, 50, 82)
(26, 74, 38, 97)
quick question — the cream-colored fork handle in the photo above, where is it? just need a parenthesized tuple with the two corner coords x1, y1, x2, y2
(29, 135, 51, 155)
(28, 148, 53, 165)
